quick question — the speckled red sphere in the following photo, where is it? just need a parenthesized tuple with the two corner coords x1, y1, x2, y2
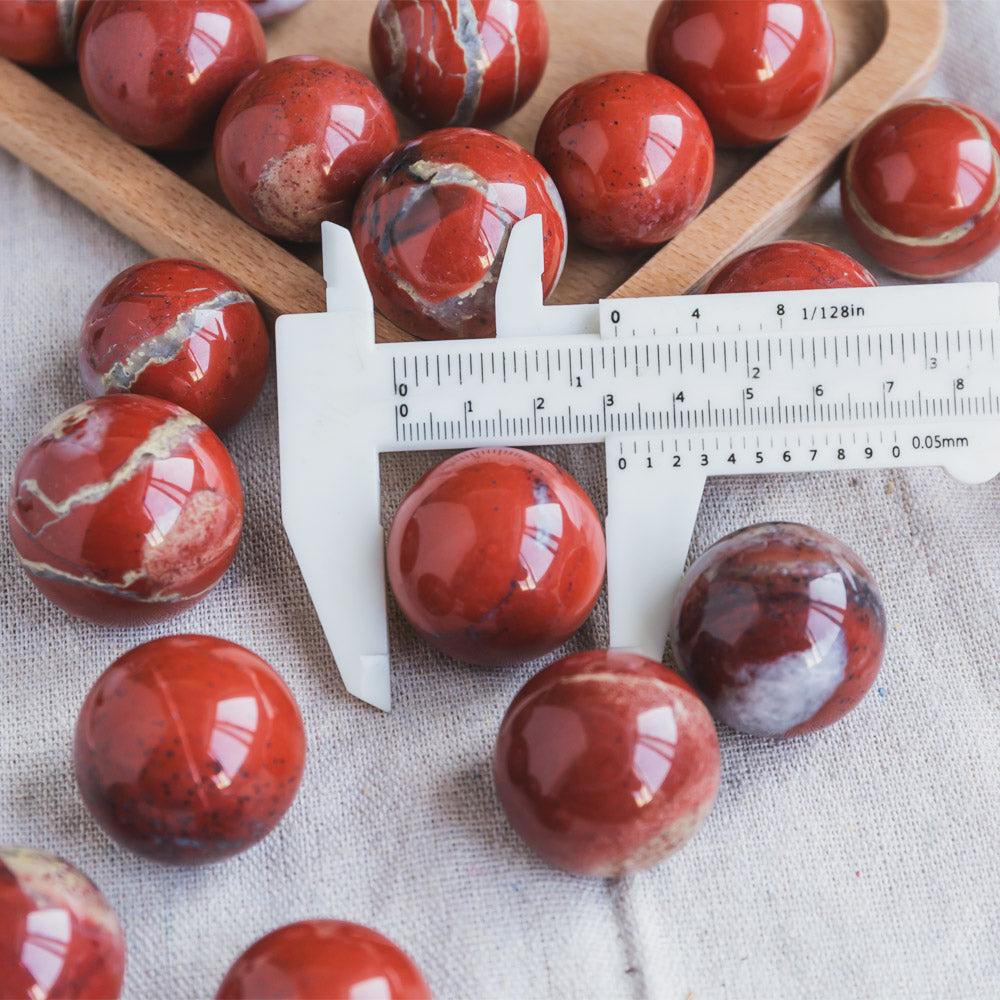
(8, 394, 243, 626)
(647, 0, 834, 147)
(214, 56, 400, 243)
(74, 634, 306, 865)
(78, 259, 269, 435)
(247, 0, 308, 21)
(370, 0, 548, 129)
(704, 240, 876, 293)
(671, 522, 886, 738)
(535, 70, 713, 251)
(215, 920, 432, 999)
(0, 847, 125, 1000)
(841, 99, 1000, 279)
(78, 0, 266, 151)
(352, 128, 566, 339)
(386, 448, 605, 665)
(494, 649, 720, 877)
(0, 0, 92, 66)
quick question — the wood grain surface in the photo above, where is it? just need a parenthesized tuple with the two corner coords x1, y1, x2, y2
(0, 0, 945, 341)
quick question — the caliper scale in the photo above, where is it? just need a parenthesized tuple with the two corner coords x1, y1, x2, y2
(276, 217, 1000, 710)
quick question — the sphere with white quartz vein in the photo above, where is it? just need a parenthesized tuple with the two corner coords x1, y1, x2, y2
(370, 0, 549, 129)
(351, 127, 567, 339)
(8, 394, 243, 626)
(78, 258, 269, 434)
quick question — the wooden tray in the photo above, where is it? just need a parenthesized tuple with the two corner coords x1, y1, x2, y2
(0, 0, 945, 341)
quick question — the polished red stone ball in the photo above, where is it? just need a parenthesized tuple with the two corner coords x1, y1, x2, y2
(0, 846, 125, 1000)
(704, 240, 876, 293)
(535, 70, 713, 251)
(386, 448, 605, 666)
(78, 0, 266, 150)
(78, 259, 269, 435)
(494, 649, 720, 877)
(8, 394, 243, 626)
(841, 99, 1000, 279)
(352, 128, 566, 339)
(647, 0, 834, 148)
(215, 55, 400, 242)
(0, 0, 92, 66)
(216, 920, 431, 999)
(671, 522, 886, 738)
(74, 634, 306, 865)
(370, 0, 548, 129)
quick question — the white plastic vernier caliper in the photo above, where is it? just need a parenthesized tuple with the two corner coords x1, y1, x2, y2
(276, 216, 1000, 710)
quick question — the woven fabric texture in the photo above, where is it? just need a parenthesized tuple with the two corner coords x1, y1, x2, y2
(2, 4, 999, 998)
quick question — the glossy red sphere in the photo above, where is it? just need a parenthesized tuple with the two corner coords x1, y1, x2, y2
(535, 70, 713, 251)
(8, 394, 243, 626)
(841, 99, 1000, 279)
(78, 259, 269, 434)
(386, 448, 605, 665)
(74, 634, 306, 865)
(215, 920, 432, 999)
(78, 0, 266, 150)
(494, 649, 720, 877)
(215, 56, 400, 242)
(671, 522, 886, 738)
(647, 0, 834, 147)
(370, 0, 548, 129)
(0, 0, 92, 66)
(704, 240, 876, 293)
(352, 128, 566, 339)
(0, 846, 125, 1000)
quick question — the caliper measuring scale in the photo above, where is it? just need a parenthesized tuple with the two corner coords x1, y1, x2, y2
(277, 217, 1000, 710)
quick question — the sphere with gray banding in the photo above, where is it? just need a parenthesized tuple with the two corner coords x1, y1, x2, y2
(671, 522, 886, 738)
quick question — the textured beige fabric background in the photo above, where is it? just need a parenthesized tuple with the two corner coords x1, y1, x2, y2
(2, 3, 1000, 998)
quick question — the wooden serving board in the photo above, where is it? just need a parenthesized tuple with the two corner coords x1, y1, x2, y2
(0, 0, 945, 341)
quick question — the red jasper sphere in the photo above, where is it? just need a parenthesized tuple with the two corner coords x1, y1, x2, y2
(74, 634, 306, 865)
(704, 240, 876, 293)
(386, 448, 605, 666)
(0, 846, 125, 1000)
(494, 649, 720, 877)
(0, 0, 92, 66)
(215, 55, 400, 243)
(8, 394, 243, 626)
(78, 259, 269, 435)
(535, 70, 713, 251)
(370, 0, 549, 129)
(671, 522, 886, 738)
(215, 920, 431, 999)
(78, 0, 266, 151)
(841, 99, 1000, 279)
(647, 0, 834, 148)
(352, 128, 566, 339)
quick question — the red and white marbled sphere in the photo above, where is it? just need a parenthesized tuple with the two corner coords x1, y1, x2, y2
(78, 259, 269, 435)
(494, 649, 720, 876)
(841, 99, 1000, 279)
(215, 55, 400, 242)
(704, 240, 877, 293)
(370, 0, 549, 129)
(8, 394, 243, 626)
(352, 128, 566, 339)
(0, 846, 125, 999)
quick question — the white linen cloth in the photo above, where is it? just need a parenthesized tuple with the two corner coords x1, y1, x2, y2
(2, 3, 998, 997)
